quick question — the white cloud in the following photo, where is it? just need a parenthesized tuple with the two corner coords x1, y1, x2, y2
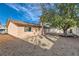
(5, 3, 41, 23)
(6, 3, 20, 11)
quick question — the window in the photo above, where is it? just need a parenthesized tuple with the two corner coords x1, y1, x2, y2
(24, 27, 32, 32)
(28, 27, 31, 32)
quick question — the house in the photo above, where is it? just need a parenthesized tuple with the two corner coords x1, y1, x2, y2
(6, 20, 42, 39)
(0, 22, 7, 34)
(0, 28, 7, 34)
(0, 22, 1, 28)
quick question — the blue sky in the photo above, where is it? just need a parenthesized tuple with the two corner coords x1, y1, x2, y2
(0, 3, 42, 25)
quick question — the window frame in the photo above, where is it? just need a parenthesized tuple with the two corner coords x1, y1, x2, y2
(24, 26, 32, 32)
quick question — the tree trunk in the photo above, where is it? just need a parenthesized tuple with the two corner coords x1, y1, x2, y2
(69, 29, 73, 33)
(41, 23, 45, 35)
(63, 29, 68, 36)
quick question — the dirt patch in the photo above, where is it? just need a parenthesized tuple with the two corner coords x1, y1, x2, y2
(0, 34, 79, 56)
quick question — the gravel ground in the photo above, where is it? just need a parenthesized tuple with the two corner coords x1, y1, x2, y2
(0, 34, 79, 56)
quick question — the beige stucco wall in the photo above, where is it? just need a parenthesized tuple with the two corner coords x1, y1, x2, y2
(8, 22, 18, 37)
(72, 27, 79, 36)
(8, 22, 41, 39)
(16, 27, 35, 39)
(46, 28, 63, 34)
(17, 27, 42, 39)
